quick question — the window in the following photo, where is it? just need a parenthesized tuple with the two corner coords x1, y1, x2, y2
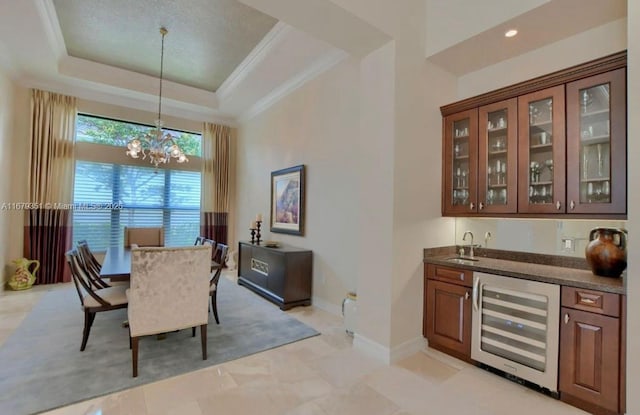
(72, 115, 202, 250)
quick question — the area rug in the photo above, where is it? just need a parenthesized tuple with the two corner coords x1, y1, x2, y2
(0, 276, 319, 415)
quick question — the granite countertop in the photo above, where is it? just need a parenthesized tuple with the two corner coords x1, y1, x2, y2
(423, 247, 625, 294)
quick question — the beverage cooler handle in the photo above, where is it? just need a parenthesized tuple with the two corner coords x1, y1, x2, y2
(472, 277, 480, 312)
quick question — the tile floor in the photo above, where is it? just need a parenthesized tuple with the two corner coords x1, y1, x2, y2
(0, 273, 587, 415)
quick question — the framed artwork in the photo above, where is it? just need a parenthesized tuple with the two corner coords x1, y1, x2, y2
(270, 165, 305, 235)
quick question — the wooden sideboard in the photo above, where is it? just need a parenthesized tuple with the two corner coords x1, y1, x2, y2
(237, 242, 312, 310)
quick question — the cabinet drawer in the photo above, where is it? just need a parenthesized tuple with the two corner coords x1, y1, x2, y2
(561, 286, 620, 317)
(426, 263, 472, 287)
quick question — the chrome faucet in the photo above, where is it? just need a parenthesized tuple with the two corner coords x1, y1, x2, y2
(462, 231, 475, 258)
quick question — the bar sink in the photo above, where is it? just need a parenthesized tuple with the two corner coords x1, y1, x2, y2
(443, 256, 479, 265)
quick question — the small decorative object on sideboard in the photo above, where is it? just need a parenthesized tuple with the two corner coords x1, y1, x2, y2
(249, 221, 257, 244)
(255, 214, 263, 245)
(585, 227, 627, 277)
(8, 258, 39, 290)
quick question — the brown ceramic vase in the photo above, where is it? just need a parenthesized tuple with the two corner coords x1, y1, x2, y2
(585, 227, 627, 278)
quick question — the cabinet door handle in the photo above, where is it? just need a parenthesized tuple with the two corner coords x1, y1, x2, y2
(472, 277, 480, 311)
(570, 200, 576, 210)
(564, 313, 570, 324)
(479, 202, 484, 210)
(469, 202, 475, 210)
(465, 291, 470, 300)
(556, 201, 562, 210)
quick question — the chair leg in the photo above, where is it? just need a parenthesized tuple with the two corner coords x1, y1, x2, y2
(132, 336, 139, 377)
(129, 328, 132, 350)
(80, 310, 95, 351)
(191, 327, 196, 337)
(200, 324, 207, 360)
(212, 294, 220, 324)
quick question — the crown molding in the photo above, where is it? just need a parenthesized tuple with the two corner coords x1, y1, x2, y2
(19, 74, 237, 127)
(238, 48, 348, 123)
(36, 0, 67, 62)
(216, 21, 292, 101)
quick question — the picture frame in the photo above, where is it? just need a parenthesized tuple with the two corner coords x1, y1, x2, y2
(270, 165, 305, 235)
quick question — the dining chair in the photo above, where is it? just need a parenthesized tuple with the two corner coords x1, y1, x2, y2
(76, 241, 109, 290)
(201, 238, 218, 270)
(66, 250, 129, 351)
(124, 226, 164, 248)
(208, 243, 228, 324)
(77, 240, 129, 288)
(127, 245, 212, 377)
(194, 236, 205, 245)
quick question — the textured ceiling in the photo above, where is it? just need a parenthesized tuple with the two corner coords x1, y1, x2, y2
(52, 0, 278, 92)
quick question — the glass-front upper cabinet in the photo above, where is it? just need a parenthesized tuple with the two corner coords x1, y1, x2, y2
(478, 98, 518, 213)
(443, 109, 478, 214)
(566, 68, 626, 214)
(518, 86, 566, 213)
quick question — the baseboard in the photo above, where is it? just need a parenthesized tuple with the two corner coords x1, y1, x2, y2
(311, 296, 342, 316)
(390, 336, 425, 363)
(353, 333, 391, 364)
(354, 334, 429, 364)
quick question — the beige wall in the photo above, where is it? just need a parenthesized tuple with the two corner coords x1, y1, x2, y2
(0, 67, 15, 285)
(235, 1, 459, 357)
(626, 1, 639, 413)
(236, 58, 362, 311)
(0, 69, 29, 288)
(457, 18, 627, 99)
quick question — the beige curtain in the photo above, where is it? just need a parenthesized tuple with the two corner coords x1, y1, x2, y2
(201, 123, 230, 245)
(24, 89, 77, 284)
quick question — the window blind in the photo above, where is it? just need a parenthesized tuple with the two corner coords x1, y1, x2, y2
(73, 161, 201, 250)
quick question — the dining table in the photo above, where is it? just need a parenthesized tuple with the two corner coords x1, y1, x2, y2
(100, 246, 132, 282)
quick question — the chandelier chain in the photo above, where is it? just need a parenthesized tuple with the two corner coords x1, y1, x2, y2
(158, 27, 167, 124)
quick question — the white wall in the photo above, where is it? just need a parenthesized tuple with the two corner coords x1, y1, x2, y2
(236, 58, 362, 311)
(625, 1, 639, 413)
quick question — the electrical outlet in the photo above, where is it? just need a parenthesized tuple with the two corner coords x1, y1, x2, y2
(561, 238, 574, 252)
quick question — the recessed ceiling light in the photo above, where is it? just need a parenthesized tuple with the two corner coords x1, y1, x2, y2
(505, 29, 518, 38)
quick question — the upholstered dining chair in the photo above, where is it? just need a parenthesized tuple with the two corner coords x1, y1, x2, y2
(127, 245, 212, 377)
(208, 243, 228, 324)
(66, 250, 129, 351)
(194, 236, 205, 245)
(124, 226, 164, 248)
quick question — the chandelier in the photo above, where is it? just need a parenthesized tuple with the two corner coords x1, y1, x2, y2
(126, 27, 188, 167)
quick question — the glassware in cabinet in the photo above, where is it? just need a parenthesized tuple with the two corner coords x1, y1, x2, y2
(566, 68, 626, 214)
(518, 85, 566, 213)
(443, 109, 478, 214)
(478, 98, 518, 213)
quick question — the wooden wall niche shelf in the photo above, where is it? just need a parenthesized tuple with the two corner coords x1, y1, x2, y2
(441, 51, 626, 218)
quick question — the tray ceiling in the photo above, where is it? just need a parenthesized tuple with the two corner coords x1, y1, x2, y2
(52, 0, 277, 92)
